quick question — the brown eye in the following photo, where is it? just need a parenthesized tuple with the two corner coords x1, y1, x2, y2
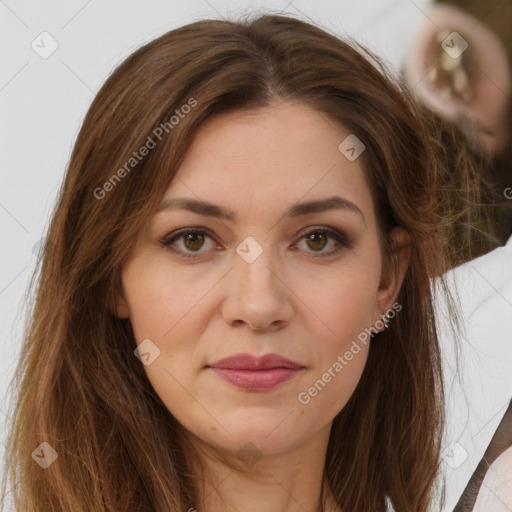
(305, 232, 328, 251)
(183, 232, 205, 251)
(294, 227, 351, 257)
(160, 228, 218, 258)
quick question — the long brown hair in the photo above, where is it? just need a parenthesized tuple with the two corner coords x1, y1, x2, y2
(1, 12, 480, 511)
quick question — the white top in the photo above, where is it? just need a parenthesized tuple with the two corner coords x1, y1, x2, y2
(434, 234, 512, 511)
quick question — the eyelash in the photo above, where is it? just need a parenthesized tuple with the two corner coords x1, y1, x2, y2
(159, 226, 352, 259)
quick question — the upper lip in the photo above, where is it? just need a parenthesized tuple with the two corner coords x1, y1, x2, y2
(208, 353, 303, 370)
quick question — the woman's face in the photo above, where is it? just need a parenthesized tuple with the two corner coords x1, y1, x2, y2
(116, 99, 406, 458)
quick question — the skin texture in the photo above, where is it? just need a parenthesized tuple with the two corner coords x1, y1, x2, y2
(115, 99, 409, 512)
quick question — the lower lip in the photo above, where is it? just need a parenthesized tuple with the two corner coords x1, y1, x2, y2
(209, 367, 302, 390)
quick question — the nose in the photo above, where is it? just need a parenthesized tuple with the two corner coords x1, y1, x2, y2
(221, 247, 294, 332)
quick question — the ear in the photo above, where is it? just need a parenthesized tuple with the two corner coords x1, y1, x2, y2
(373, 227, 410, 328)
(110, 286, 130, 319)
(404, 4, 511, 155)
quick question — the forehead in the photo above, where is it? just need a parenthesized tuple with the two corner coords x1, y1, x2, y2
(163, 99, 376, 227)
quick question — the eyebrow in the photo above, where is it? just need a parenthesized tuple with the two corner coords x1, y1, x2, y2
(157, 195, 366, 224)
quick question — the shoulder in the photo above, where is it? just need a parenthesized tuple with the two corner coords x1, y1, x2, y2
(434, 234, 512, 511)
(447, 233, 512, 314)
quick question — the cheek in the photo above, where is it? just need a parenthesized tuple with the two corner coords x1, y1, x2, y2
(294, 292, 372, 427)
(121, 254, 221, 340)
(290, 261, 379, 417)
(120, 258, 209, 427)
(296, 260, 380, 349)
(298, 344, 369, 423)
(120, 256, 222, 397)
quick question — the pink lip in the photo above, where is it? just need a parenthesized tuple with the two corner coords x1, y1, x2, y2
(207, 353, 304, 391)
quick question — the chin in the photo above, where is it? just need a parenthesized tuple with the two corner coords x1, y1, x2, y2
(193, 413, 307, 456)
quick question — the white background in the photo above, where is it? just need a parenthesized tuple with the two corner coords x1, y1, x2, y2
(1, 1, 511, 511)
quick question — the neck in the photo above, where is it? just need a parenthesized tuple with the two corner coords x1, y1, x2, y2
(186, 423, 337, 512)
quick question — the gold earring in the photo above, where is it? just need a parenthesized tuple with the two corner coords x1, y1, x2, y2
(381, 311, 393, 329)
